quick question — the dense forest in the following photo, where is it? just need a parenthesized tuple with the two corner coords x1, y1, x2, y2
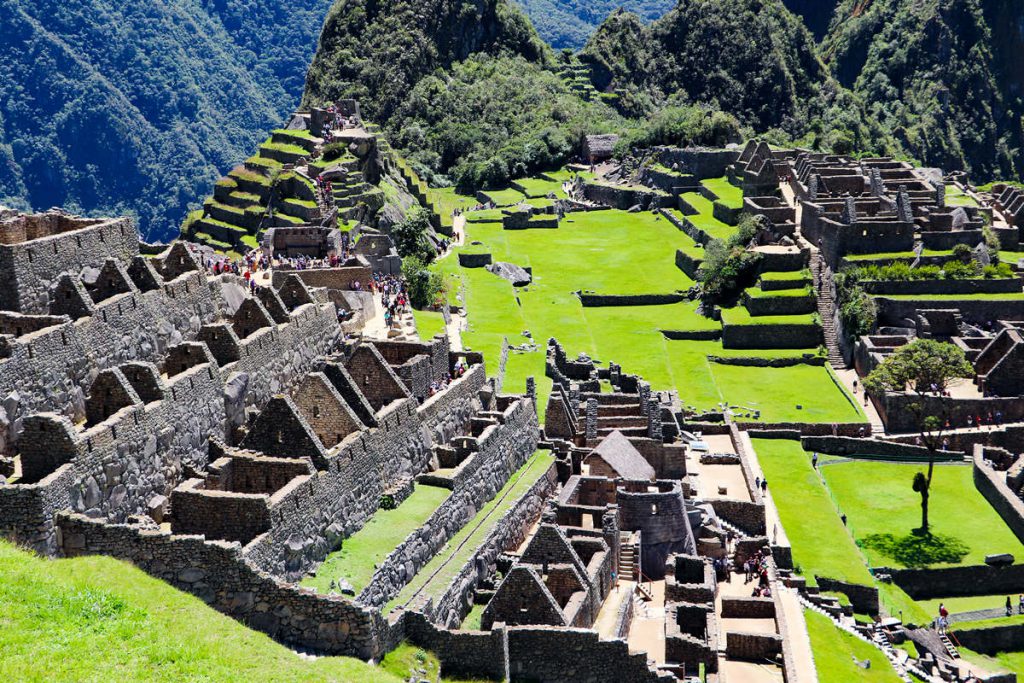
(511, 0, 673, 49)
(0, 0, 333, 241)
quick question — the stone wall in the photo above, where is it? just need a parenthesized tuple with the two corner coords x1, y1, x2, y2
(801, 435, 964, 460)
(652, 147, 740, 180)
(578, 293, 686, 307)
(876, 295, 1024, 326)
(889, 563, 1024, 600)
(357, 398, 540, 608)
(242, 397, 433, 579)
(271, 266, 373, 291)
(0, 216, 139, 314)
(58, 513, 387, 659)
(725, 631, 782, 661)
(506, 626, 676, 683)
(417, 461, 558, 628)
(403, 612, 506, 681)
(416, 363, 486, 445)
(815, 576, 879, 614)
(861, 278, 1022, 296)
(954, 622, 1024, 655)
(875, 392, 1024, 433)
(721, 321, 822, 349)
(974, 452, 1024, 546)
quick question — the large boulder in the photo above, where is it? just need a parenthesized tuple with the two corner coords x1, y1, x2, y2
(487, 261, 531, 287)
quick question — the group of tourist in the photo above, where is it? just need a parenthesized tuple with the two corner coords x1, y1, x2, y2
(372, 272, 410, 329)
(320, 104, 357, 140)
(743, 549, 772, 598)
(273, 251, 351, 271)
(314, 175, 334, 208)
(204, 252, 269, 295)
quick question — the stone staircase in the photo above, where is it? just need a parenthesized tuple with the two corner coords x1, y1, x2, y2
(619, 538, 637, 580)
(810, 251, 846, 368)
(797, 593, 938, 683)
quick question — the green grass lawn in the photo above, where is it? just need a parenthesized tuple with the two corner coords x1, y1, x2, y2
(680, 192, 737, 241)
(480, 187, 527, 206)
(413, 309, 447, 340)
(380, 642, 493, 682)
(918, 594, 1024, 616)
(746, 286, 814, 298)
(960, 647, 1024, 675)
(751, 439, 875, 586)
(388, 451, 555, 613)
(946, 185, 979, 208)
(460, 603, 487, 630)
(514, 176, 567, 199)
(821, 461, 1024, 569)
(761, 270, 811, 282)
(700, 177, 743, 209)
(955, 614, 1024, 630)
(436, 199, 864, 422)
(805, 609, 904, 682)
(0, 540, 401, 682)
(302, 485, 450, 595)
(711, 364, 863, 423)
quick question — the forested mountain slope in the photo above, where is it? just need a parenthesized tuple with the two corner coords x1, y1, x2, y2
(0, 0, 333, 241)
(512, 0, 674, 49)
(819, 0, 1024, 181)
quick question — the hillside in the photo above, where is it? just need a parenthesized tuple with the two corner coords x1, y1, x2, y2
(819, 0, 1024, 182)
(0, 0, 333, 242)
(304, 0, 624, 189)
(0, 539, 400, 682)
(512, 0, 674, 49)
(579, 0, 891, 154)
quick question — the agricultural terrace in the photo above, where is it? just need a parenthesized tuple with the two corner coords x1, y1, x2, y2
(428, 175, 863, 425)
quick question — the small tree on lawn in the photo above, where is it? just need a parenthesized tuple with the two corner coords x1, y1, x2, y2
(862, 338, 974, 534)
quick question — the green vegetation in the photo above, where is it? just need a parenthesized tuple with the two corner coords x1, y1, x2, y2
(751, 438, 874, 586)
(955, 614, 1024, 631)
(959, 647, 1024, 676)
(848, 261, 1015, 281)
(719, 307, 818, 327)
(0, 0, 335, 241)
(302, 485, 450, 595)
(513, 0, 673, 50)
(822, 461, 1024, 568)
(414, 309, 448, 340)
(0, 539, 401, 682)
(884, 293, 1024, 301)
(380, 642, 493, 683)
(919, 594, 1024, 616)
(805, 609, 904, 682)
(389, 451, 556, 612)
(700, 177, 743, 209)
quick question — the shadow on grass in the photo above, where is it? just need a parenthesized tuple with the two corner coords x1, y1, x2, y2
(859, 532, 969, 568)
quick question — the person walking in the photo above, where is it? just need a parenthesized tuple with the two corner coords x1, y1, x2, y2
(812, 452, 818, 469)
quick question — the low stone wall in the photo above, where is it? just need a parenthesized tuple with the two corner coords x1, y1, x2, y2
(710, 499, 766, 537)
(358, 400, 541, 608)
(974, 452, 1024, 546)
(507, 626, 675, 683)
(876, 295, 1024, 326)
(271, 266, 372, 291)
(721, 596, 775, 618)
(875, 392, 1024, 433)
(954, 622, 1024, 655)
(740, 423, 866, 437)
(919, 229, 984, 251)
(725, 631, 782, 661)
(743, 293, 816, 317)
(861, 278, 1022, 296)
(582, 183, 671, 211)
(675, 248, 702, 279)
(708, 354, 823, 368)
(888, 563, 1024, 600)
(58, 512, 387, 659)
(418, 461, 559, 627)
(801, 435, 964, 460)
(661, 328, 721, 341)
(579, 292, 686, 307)
(721, 322, 821, 350)
(815, 576, 879, 615)
(403, 612, 505, 681)
(458, 252, 491, 268)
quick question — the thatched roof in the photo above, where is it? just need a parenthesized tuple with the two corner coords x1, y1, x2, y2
(586, 430, 654, 480)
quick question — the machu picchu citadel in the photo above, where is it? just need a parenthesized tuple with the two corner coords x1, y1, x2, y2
(5, 0, 1024, 681)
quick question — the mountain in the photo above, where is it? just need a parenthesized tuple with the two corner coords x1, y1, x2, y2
(0, 0, 333, 242)
(303, 0, 625, 189)
(818, 0, 1024, 181)
(511, 0, 675, 50)
(579, 0, 890, 155)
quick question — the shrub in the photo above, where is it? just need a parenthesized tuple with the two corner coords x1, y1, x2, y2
(952, 243, 973, 263)
(402, 256, 446, 309)
(392, 206, 435, 262)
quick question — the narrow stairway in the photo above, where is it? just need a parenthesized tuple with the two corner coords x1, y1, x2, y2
(810, 250, 846, 368)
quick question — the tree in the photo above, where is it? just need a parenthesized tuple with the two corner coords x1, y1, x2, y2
(392, 206, 435, 263)
(402, 256, 445, 309)
(863, 339, 974, 533)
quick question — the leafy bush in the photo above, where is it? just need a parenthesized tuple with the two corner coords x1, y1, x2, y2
(392, 207, 435, 263)
(402, 256, 446, 309)
(834, 271, 877, 338)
